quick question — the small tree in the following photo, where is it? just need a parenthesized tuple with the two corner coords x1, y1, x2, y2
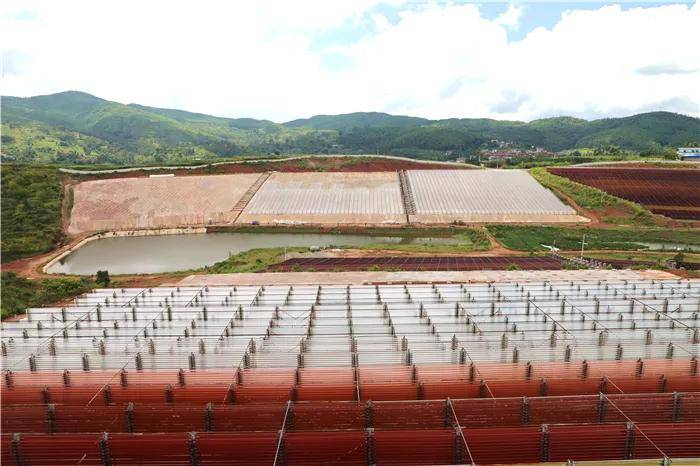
(96, 270, 110, 287)
(672, 251, 684, 264)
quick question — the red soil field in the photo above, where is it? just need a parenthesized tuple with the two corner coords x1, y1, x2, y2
(78, 156, 473, 180)
(548, 167, 700, 219)
(267, 255, 563, 272)
(593, 162, 700, 169)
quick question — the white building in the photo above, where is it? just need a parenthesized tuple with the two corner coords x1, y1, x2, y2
(677, 147, 700, 161)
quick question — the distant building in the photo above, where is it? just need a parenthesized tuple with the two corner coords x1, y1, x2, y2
(484, 148, 554, 161)
(677, 147, 700, 161)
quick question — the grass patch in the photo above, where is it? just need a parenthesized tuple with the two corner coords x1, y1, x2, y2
(351, 230, 491, 254)
(192, 229, 490, 274)
(1, 272, 94, 319)
(201, 247, 309, 274)
(576, 251, 700, 263)
(208, 224, 471, 238)
(1, 165, 66, 262)
(530, 167, 654, 225)
(488, 225, 700, 252)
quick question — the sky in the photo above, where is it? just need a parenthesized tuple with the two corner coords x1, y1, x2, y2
(1, 0, 698, 122)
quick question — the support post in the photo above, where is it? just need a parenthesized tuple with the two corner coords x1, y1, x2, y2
(366, 428, 374, 466)
(624, 422, 636, 459)
(99, 432, 112, 466)
(125, 402, 134, 433)
(598, 393, 606, 423)
(672, 392, 682, 422)
(539, 425, 550, 462)
(12, 433, 22, 466)
(365, 401, 373, 428)
(47, 404, 56, 433)
(188, 432, 198, 466)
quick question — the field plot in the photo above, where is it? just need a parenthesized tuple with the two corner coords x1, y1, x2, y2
(549, 167, 700, 220)
(268, 255, 563, 271)
(407, 169, 581, 223)
(68, 174, 261, 233)
(237, 172, 406, 224)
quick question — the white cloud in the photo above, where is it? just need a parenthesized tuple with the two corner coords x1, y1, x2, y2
(495, 4, 524, 30)
(1, 0, 698, 121)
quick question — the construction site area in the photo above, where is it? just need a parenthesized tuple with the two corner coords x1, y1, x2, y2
(67, 169, 584, 233)
(2, 272, 698, 464)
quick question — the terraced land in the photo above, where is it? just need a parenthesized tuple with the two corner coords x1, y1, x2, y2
(237, 172, 406, 224)
(68, 174, 261, 233)
(549, 167, 700, 220)
(408, 169, 582, 223)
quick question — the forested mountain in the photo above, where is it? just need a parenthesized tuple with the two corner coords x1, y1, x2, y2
(284, 112, 429, 131)
(2, 91, 698, 165)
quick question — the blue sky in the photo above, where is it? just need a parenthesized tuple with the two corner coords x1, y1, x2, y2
(310, 1, 696, 69)
(2, 0, 698, 121)
(481, 1, 691, 39)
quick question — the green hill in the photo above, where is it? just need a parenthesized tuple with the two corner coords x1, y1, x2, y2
(2, 91, 698, 165)
(284, 112, 429, 131)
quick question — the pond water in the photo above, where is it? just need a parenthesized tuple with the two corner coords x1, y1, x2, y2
(47, 232, 457, 275)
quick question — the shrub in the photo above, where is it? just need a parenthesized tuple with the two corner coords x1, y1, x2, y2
(96, 270, 111, 286)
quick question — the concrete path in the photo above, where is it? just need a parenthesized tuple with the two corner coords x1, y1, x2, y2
(175, 269, 679, 286)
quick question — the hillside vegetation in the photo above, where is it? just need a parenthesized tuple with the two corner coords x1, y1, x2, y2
(2, 91, 698, 165)
(0, 272, 93, 318)
(1, 166, 66, 262)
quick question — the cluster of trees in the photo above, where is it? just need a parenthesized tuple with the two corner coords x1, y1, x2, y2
(1, 166, 65, 261)
(0, 272, 94, 318)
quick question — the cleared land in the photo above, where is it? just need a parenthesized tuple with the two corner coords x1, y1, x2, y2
(68, 155, 475, 178)
(237, 172, 406, 224)
(178, 268, 675, 285)
(66, 169, 586, 232)
(68, 174, 260, 233)
(549, 167, 700, 220)
(408, 169, 582, 223)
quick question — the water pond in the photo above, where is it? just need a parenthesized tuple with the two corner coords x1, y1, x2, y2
(47, 232, 457, 275)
